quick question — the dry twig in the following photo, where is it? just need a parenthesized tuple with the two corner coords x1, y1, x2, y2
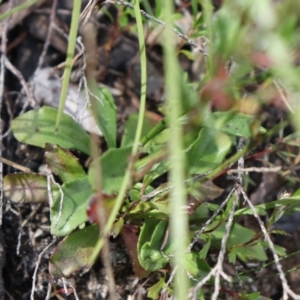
(240, 188, 300, 300)
(30, 237, 57, 300)
(79, 0, 207, 55)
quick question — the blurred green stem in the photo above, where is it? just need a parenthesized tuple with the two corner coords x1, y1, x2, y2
(89, 0, 147, 264)
(0, 0, 38, 21)
(162, 0, 190, 299)
(55, 0, 81, 131)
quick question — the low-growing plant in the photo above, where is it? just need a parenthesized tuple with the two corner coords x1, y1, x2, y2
(3, 0, 300, 299)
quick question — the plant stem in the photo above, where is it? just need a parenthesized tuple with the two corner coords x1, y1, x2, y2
(89, 0, 147, 265)
(162, 1, 190, 299)
(55, 0, 81, 132)
(0, 0, 38, 22)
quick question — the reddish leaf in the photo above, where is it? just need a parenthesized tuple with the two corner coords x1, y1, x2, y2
(201, 65, 234, 111)
(45, 144, 86, 182)
(187, 180, 224, 214)
(251, 52, 274, 69)
(187, 195, 203, 215)
(87, 192, 117, 225)
(120, 225, 149, 278)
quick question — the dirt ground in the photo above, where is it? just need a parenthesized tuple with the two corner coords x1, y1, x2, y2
(1, 1, 300, 299)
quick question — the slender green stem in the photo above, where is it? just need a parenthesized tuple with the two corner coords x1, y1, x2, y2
(89, 0, 147, 265)
(140, 118, 167, 146)
(0, 0, 38, 21)
(201, 0, 213, 74)
(131, 0, 147, 156)
(162, 1, 189, 299)
(55, 0, 81, 131)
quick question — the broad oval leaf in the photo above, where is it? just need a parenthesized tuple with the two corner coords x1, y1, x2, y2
(49, 224, 99, 277)
(88, 146, 131, 194)
(207, 111, 266, 138)
(121, 113, 159, 148)
(187, 127, 232, 174)
(202, 221, 256, 248)
(45, 144, 86, 182)
(11, 106, 91, 155)
(51, 176, 93, 236)
(91, 84, 117, 148)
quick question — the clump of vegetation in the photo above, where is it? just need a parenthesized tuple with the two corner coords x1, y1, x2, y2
(2, 0, 300, 299)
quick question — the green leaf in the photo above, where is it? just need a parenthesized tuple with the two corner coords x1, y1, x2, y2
(269, 229, 292, 237)
(143, 126, 170, 154)
(193, 11, 205, 28)
(45, 144, 86, 182)
(226, 223, 255, 247)
(154, 0, 162, 18)
(150, 200, 170, 216)
(111, 217, 124, 238)
(213, 6, 245, 59)
(127, 183, 154, 202)
(205, 222, 260, 252)
(126, 202, 167, 220)
(187, 127, 232, 174)
(179, 49, 195, 60)
(233, 244, 268, 263)
(119, 12, 129, 27)
(138, 219, 170, 271)
(267, 205, 289, 228)
(206, 111, 266, 138)
(92, 86, 117, 148)
(293, 188, 300, 196)
(11, 106, 91, 155)
(244, 292, 261, 300)
(49, 224, 99, 277)
(182, 253, 200, 276)
(235, 206, 267, 216)
(181, 253, 211, 278)
(51, 177, 93, 236)
(88, 147, 131, 194)
(229, 247, 238, 264)
(199, 238, 211, 259)
(3, 173, 58, 204)
(143, 161, 169, 187)
(235, 196, 300, 216)
(273, 244, 287, 256)
(255, 296, 273, 300)
(121, 113, 158, 148)
(259, 241, 286, 256)
(223, 192, 235, 219)
(207, 203, 220, 212)
(147, 277, 166, 300)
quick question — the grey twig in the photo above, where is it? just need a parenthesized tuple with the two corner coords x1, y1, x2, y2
(4, 57, 37, 109)
(36, 0, 58, 71)
(30, 237, 57, 300)
(192, 137, 246, 299)
(227, 166, 281, 174)
(240, 187, 300, 300)
(102, 0, 207, 55)
(187, 187, 235, 253)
